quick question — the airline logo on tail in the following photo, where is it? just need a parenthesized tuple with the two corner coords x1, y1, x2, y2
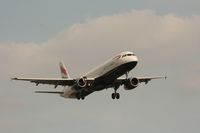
(59, 61, 70, 79)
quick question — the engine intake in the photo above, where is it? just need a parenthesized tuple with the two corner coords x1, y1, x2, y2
(124, 77, 139, 90)
(77, 77, 87, 88)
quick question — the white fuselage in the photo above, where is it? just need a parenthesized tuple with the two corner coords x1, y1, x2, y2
(62, 51, 138, 98)
(85, 52, 138, 78)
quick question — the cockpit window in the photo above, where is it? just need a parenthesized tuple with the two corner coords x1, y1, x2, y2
(122, 53, 135, 58)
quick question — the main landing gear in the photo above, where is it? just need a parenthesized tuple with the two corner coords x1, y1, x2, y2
(76, 92, 85, 100)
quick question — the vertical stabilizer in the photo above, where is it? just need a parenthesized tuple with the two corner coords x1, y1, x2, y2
(59, 61, 70, 79)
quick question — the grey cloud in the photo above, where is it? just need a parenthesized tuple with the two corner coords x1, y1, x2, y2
(0, 10, 200, 133)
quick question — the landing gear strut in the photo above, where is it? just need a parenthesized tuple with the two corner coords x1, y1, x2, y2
(125, 71, 129, 79)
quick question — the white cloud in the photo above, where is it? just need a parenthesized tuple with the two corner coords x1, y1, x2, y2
(0, 10, 199, 80)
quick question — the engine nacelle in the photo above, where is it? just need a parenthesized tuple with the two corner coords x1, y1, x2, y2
(124, 77, 139, 90)
(77, 77, 87, 88)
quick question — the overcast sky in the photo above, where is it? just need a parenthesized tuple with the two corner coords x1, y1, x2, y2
(0, 1, 200, 133)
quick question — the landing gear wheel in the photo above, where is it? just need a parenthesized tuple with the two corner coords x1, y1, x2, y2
(115, 93, 120, 99)
(111, 93, 120, 99)
(111, 84, 121, 100)
(81, 97, 85, 100)
(111, 93, 115, 99)
(76, 93, 81, 100)
(76, 92, 85, 100)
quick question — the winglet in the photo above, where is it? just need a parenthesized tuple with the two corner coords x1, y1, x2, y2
(59, 61, 70, 79)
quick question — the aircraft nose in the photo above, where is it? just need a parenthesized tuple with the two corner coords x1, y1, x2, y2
(124, 55, 138, 64)
(133, 55, 138, 62)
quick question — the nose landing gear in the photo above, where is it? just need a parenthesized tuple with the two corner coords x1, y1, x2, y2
(111, 71, 129, 100)
(111, 85, 120, 100)
(111, 92, 120, 99)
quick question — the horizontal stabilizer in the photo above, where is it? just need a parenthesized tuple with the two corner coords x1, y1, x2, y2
(35, 91, 63, 94)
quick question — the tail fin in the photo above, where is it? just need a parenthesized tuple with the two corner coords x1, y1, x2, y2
(59, 61, 70, 79)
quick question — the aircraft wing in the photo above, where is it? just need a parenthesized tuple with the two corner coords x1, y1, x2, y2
(11, 77, 76, 87)
(137, 76, 167, 84)
(116, 76, 166, 85)
(35, 91, 64, 94)
(11, 77, 95, 87)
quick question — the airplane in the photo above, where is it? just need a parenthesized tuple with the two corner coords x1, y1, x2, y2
(12, 51, 166, 100)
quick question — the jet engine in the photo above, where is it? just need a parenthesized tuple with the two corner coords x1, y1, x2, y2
(124, 77, 139, 90)
(77, 77, 87, 88)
